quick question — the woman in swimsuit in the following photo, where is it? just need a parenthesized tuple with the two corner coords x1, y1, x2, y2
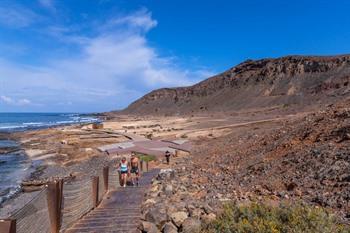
(118, 157, 129, 187)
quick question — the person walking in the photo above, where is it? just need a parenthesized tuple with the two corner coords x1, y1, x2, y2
(165, 150, 171, 165)
(117, 157, 129, 187)
(130, 153, 140, 186)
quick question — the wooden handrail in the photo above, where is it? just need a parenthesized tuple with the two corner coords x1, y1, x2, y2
(0, 219, 16, 233)
(103, 166, 109, 192)
(91, 176, 99, 208)
(2, 165, 114, 233)
(47, 181, 60, 233)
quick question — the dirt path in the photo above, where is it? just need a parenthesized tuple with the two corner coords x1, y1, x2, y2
(178, 114, 302, 138)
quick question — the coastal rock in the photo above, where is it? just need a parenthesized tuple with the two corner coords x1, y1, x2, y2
(140, 221, 160, 233)
(158, 169, 175, 180)
(164, 184, 174, 196)
(162, 222, 178, 233)
(202, 203, 215, 214)
(150, 184, 159, 192)
(170, 211, 188, 227)
(145, 207, 168, 229)
(188, 208, 203, 218)
(144, 198, 156, 205)
(182, 217, 201, 233)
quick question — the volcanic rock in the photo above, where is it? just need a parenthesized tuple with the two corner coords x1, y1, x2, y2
(170, 211, 188, 227)
(122, 55, 350, 115)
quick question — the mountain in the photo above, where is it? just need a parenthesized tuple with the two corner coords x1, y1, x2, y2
(123, 55, 350, 115)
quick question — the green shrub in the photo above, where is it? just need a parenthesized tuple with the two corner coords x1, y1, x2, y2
(203, 202, 349, 233)
(136, 153, 156, 162)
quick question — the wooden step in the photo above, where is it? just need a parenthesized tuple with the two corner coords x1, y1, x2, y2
(64, 169, 159, 233)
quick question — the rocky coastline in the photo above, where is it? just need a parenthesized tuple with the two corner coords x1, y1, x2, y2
(0, 124, 120, 218)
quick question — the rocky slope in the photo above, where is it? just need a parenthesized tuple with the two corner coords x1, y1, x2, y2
(140, 100, 350, 232)
(124, 55, 350, 115)
(190, 100, 350, 216)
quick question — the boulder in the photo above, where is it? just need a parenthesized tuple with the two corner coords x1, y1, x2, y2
(158, 169, 175, 180)
(164, 184, 174, 195)
(179, 185, 187, 192)
(170, 211, 188, 227)
(149, 191, 161, 198)
(145, 207, 168, 229)
(162, 222, 178, 233)
(140, 221, 161, 233)
(189, 208, 203, 218)
(144, 198, 157, 205)
(182, 218, 201, 233)
(202, 203, 214, 214)
(151, 184, 160, 192)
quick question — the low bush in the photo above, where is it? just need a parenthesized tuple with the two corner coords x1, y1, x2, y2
(137, 153, 156, 162)
(203, 202, 349, 233)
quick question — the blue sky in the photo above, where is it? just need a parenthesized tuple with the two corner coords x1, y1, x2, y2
(0, 0, 350, 112)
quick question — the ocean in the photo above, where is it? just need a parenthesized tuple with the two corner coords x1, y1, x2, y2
(0, 113, 99, 204)
(0, 112, 99, 131)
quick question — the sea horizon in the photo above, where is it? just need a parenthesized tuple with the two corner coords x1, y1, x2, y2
(0, 112, 100, 132)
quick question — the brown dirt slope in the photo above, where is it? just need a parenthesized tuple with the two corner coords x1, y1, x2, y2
(190, 100, 350, 220)
(122, 55, 350, 115)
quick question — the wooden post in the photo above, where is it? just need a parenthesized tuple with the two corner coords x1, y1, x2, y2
(146, 161, 149, 172)
(103, 166, 109, 192)
(0, 219, 16, 233)
(47, 181, 60, 233)
(57, 179, 63, 228)
(92, 176, 99, 207)
(140, 160, 144, 172)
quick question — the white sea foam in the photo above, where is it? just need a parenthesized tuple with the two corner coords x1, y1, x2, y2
(0, 113, 99, 132)
(0, 147, 33, 204)
(0, 113, 100, 203)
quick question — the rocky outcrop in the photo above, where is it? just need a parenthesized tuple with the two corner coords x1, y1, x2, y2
(141, 168, 219, 233)
(123, 55, 350, 115)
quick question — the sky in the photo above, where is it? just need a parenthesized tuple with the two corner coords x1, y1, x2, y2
(1, 0, 350, 113)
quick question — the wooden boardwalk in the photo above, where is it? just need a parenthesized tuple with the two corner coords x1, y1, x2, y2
(65, 169, 159, 233)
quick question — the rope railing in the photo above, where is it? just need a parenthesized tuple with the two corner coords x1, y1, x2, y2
(108, 166, 121, 190)
(10, 188, 50, 233)
(60, 177, 93, 232)
(0, 161, 149, 233)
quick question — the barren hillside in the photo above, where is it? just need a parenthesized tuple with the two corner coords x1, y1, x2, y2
(123, 55, 350, 115)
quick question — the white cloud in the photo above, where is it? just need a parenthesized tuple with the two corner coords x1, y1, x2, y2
(0, 95, 32, 106)
(0, 3, 38, 28)
(0, 95, 14, 104)
(0, 9, 214, 112)
(18, 99, 31, 105)
(38, 0, 56, 12)
(104, 9, 158, 32)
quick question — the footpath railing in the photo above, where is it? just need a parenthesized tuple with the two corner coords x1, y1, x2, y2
(0, 160, 149, 233)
